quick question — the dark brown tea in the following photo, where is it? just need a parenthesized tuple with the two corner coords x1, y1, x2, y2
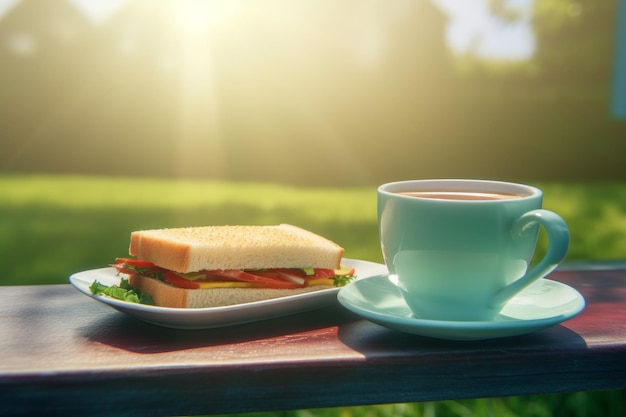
(397, 190, 525, 201)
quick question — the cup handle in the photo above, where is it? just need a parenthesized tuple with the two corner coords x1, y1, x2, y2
(490, 209, 570, 308)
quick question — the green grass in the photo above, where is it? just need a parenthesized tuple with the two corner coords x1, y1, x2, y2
(1, 174, 625, 285)
(1, 174, 625, 417)
(211, 391, 626, 417)
(0, 174, 381, 285)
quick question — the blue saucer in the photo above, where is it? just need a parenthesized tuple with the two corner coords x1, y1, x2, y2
(337, 275, 585, 341)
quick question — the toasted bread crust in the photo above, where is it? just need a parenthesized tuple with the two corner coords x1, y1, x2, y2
(129, 224, 344, 272)
(128, 274, 332, 308)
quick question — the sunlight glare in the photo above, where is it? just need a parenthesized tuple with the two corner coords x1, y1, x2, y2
(171, 0, 226, 177)
(68, 0, 127, 25)
(0, 0, 19, 20)
(173, 0, 241, 34)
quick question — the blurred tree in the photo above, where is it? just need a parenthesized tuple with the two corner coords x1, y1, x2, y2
(487, 0, 526, 22)
(0, 0, 624, 184)
(532, 0, 613, 84)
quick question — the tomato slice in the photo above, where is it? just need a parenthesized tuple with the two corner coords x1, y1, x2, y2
(111, 258, 350, 290)
(268, 268, 303, 277)
(206, 270, 303, 289)
(269, 267, 347, 279)
(112, 258, 163, 277)
(164, 272, 200, 289)
(257, 270, 306, 285)
(312, 268, 337, 278)
(115, 258, 156, 268)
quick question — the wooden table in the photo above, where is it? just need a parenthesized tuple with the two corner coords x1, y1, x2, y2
(2, 262, 626, 417)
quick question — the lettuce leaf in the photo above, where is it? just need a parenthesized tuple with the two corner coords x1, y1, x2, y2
(89, 278, 154, 305)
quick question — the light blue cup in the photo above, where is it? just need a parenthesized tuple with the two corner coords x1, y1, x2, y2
(378, 179, 570, 321)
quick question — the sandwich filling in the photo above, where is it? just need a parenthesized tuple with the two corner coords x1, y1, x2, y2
(112, 258, 356, 290)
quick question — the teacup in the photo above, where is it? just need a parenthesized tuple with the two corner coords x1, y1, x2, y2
(378, 179, 570, 321)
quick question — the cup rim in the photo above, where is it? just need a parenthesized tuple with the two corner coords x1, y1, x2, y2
(378, 179, 542, 201)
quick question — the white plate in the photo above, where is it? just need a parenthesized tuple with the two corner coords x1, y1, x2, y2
(338, 274, 585, 341)
(69, 258, 388, 329)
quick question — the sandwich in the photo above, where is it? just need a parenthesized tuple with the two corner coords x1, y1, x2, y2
(91, 224, 355, 308)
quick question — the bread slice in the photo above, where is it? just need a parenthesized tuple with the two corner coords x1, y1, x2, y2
(129, 224, 344, 272)
(129, 274, 333, 308)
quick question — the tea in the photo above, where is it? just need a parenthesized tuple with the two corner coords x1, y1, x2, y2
(397, 190, 524, 201)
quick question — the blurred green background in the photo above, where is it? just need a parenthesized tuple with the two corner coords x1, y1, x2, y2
(1, 175, 625, 286)
(1, 0, 626, 416)
(1, 0, 625, 186)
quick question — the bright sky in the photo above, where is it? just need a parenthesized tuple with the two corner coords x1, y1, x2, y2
(433, 0, 535, 59)
(0, 0, 535, 60)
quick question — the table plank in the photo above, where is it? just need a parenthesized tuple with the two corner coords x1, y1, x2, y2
(1, 266, 626, 417)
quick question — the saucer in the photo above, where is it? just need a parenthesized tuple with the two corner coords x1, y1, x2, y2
(337, 275, 585, 341)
